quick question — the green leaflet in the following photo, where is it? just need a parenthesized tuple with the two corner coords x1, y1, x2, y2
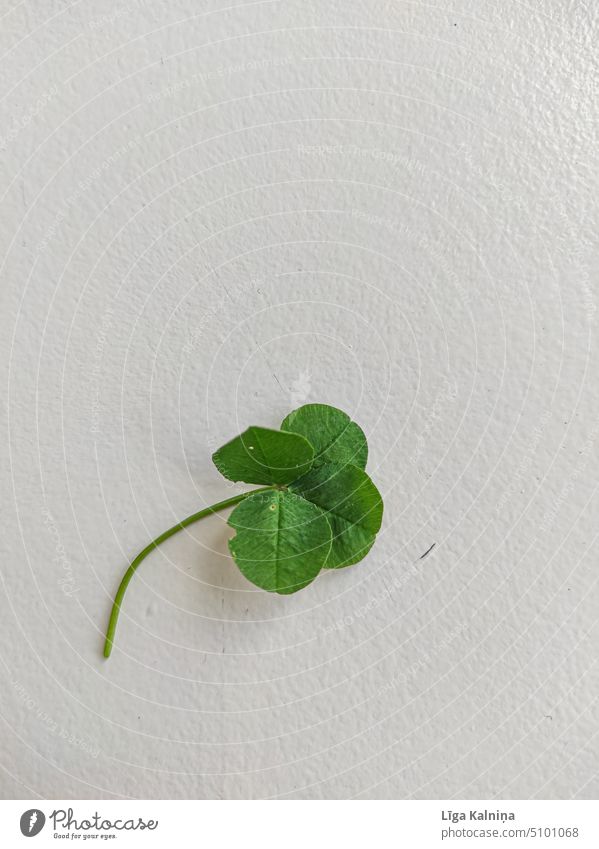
(228, 490, 332, 593)
(212, 425, 314, 485)
(281, 403, 368, 470)
(290, 463, 383, 569)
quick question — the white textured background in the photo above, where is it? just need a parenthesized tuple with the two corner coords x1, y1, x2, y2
(1, 0, 598, 800)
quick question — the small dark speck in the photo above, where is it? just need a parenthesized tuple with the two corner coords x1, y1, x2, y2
(419, 542, 436, 560)
(544, 715, 553, 720)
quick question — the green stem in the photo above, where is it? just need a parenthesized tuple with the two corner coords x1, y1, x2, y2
(103, 487, 271, 658)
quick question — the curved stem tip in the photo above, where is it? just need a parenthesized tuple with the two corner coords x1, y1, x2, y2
(103, 488, 270, 658)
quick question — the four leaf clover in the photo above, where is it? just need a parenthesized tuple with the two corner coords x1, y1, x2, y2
(216, 404, 383, 593)
(103, 403, 383, 657)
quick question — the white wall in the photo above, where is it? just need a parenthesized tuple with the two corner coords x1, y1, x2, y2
(0, 0, 597, 799)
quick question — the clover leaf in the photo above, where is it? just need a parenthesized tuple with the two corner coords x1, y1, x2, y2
(281, 403, 368, 469)
(103, 403, 383, 658)
(212, 425, 314, 485)
(290, 463, 383, 569)
(228, 490, 331, 593)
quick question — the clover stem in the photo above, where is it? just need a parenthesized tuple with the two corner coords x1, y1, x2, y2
(103, 487, 272, 658)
